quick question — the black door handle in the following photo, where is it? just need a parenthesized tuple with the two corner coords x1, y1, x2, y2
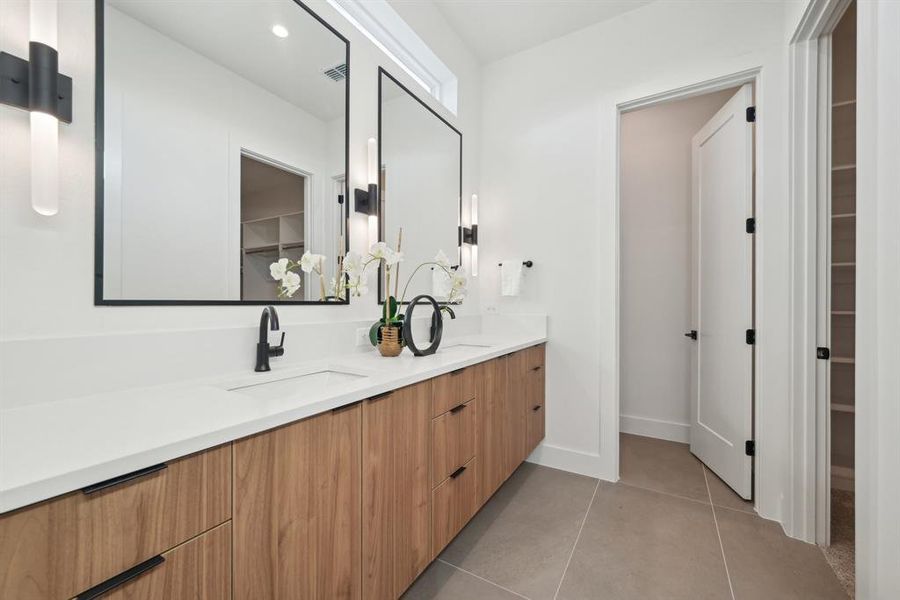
(685, 330, 697, 340)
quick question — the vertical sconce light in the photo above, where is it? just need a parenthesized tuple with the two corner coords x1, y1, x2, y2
(0, 0, 71, 216)
(461, 193, 478, 277)
(354, 137, 378, 217)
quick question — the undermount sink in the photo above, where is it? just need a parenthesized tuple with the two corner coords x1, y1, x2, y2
(441, 342, 492, 353)
(228, 369, 366, 401)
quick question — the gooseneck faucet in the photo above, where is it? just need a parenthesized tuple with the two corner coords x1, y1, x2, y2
(432, 306, 456, 342)
(255, 306, 285, 372)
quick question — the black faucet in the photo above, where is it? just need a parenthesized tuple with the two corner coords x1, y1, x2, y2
(432, 306, 456, 342)
(255, 306, 285, 372)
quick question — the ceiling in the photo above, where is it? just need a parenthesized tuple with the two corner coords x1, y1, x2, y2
(107, 0, 347, 121)
(428, 0, 653, 63)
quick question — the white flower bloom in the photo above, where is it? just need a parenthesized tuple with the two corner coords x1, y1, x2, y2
(369, 242, 404, 266)
(270, 258, 289, 281)
(282, 271, 301, 297)
(299, 252, 326, 274)
(343, 251, 363, 277)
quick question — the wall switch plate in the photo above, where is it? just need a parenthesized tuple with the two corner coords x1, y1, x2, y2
(355, 327, 371, 347)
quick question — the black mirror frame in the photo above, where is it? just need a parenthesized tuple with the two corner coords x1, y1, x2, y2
(376, 67, 462, 306)
(93, 0, 351, 306)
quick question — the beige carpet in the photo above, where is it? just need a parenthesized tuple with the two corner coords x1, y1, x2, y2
(822, 489, 855, 598)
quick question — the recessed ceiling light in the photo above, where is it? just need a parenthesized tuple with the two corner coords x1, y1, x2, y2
(271, 24, 289, 38)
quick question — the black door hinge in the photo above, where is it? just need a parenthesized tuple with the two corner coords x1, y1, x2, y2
(817, 347, 831, 360)
(745, 440, 755, 456)
(746, 217, 756, 234)
(746, 329, 756, 345)
(746, 106, 756, 122)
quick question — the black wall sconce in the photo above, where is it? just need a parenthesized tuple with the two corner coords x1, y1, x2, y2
(355, 137, 379, 216)
(0, 43, 72, 124)
(460, 194, 479, 276)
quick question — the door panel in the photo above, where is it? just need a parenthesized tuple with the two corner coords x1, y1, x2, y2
(690, 83, 754, 500)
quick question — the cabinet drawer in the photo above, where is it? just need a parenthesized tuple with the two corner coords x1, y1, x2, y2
(432, 367, 476, 417)
(526, 402, 545, 454)
(432, 458, 477, 558)
(0, 444, 232, 600)
(431, 399, 476, 487)
(526, 344, 545, 372)
(74, 521, 232, 600)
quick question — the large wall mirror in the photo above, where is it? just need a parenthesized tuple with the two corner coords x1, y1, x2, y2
(95, 0, 350, 304)
(378, 68, 462, 303)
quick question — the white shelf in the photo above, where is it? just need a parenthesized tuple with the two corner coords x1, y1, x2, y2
(832, 164, 856, 172)
(832, 99, 857, 108)
(831, 262, 856, 267)
(831, 310, 855, 316)
(831, 403, 856, 413)
(831, 213, 856, 219)
(832, 356, 855, 364)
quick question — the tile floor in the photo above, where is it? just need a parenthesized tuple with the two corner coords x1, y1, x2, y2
(403, 433, 849, 600)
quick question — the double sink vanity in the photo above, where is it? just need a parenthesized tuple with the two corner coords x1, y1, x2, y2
(0, 334, 546, 599)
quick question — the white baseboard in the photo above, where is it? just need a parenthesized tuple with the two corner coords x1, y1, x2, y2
(526, 443, 614, 482)
(620, 414, 690, 443)
(831, 465, 855, 492)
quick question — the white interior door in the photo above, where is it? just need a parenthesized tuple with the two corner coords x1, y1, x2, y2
(689, 84, 754, 499)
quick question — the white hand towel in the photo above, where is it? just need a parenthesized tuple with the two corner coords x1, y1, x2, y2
(500, 260, 523, 296)
(432, 266, 452, 299)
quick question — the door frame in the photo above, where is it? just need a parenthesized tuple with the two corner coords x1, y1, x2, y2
(615, 68, 761, 506)
(786, 0, 852, 545)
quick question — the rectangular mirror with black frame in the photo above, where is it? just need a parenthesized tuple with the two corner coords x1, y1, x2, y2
(378, 68, 462, 304)
(95, 0, 350, 304)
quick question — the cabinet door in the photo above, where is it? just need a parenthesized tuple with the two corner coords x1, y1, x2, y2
(477, 356, 511, 506)
(362, 381, 432, 600)
(234, 404, 361, 600)
(87, 522, 232, 600)
(525, 346, 546, 454)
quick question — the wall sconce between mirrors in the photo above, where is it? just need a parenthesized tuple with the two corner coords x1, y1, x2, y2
(378, 67, 462, 304)
(94, 0, 350, 305)
(0, 0, 72, 216)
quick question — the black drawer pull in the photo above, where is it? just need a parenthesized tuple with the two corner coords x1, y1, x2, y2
(532, 366, 542, 372)
(77, 555, 165, 599)
(332, 400, 362, 413)
(450, 403, 467, 414)
(450, 465, 467, 479)
(450, 368, 465, 376)
(368, 391, 393, 402)
(532, 405, 542, 412)
(82, 463, 167, 495)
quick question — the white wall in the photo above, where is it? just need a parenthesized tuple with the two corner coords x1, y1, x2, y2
(479, 0, 794, 525)
(0, 0, 481, 407)
(619, 89, 734, 444)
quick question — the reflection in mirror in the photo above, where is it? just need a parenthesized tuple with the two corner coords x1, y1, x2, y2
(98, 0, 349, 303)
(379, 69, 462, 303)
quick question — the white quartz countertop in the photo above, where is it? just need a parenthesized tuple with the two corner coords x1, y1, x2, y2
(0, 332, 545, 514)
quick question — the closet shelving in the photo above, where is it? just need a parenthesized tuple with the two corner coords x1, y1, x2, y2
(241, 211, 305, 300)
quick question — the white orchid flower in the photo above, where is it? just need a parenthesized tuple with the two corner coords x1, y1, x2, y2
(270, 258, 289, 281)
(282, 271, 301, 297)
(343, 251, 363, 277)
(299, 252, 326, 274)
(369, 242, 390, 260)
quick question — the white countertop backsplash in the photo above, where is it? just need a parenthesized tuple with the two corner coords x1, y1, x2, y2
(0, 314, 546, 514)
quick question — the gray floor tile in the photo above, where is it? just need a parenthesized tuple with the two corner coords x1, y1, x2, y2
(557, 482, 731, 600)
(704, 466, 755, 513)
(402, 561, 524, 600)
(620, 433, 710, 502)
(716, 508, 848, 599)
(440, 462, 597, 600)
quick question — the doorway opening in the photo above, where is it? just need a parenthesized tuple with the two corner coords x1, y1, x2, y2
(617, 79, 757, 506)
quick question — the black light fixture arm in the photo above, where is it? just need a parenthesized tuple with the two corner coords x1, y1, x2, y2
(354, 183, 378, 215)
(0, 42, 73, 123)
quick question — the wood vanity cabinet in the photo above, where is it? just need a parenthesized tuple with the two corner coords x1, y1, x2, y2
(0, 445, 231, 600)
(362, 381, 432, 600)
(233, 402, 361, 600)
(523, 345, 547, 455)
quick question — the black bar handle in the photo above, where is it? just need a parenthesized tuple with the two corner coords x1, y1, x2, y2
(82, 463, 167, 495)
(531, 365, 542, 372)
(532, 405, 542, 412)
(368, 391, 393, 402)
(332, 400, 362, 414)
(76, 555, 165, 599)
(450, 368, 465, 376)
(450, 403, 467, 414)
(497, 261, 534, 268)
(450, 465, 467, 479)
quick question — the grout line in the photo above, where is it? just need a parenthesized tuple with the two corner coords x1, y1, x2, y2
(616, 480, 711, 508)
(437, 559, 533, 600)
(552, 479, 600, 600)
(704, 466, 736, 600)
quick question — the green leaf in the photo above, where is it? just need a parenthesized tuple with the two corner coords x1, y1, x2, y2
(368, 321, 380, 347)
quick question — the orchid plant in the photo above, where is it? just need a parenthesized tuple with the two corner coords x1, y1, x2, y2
(269, 231, 467, 328)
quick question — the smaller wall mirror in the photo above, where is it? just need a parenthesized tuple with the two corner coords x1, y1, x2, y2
(378, 68, 462, 303)
(96, 0, 349, 304)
